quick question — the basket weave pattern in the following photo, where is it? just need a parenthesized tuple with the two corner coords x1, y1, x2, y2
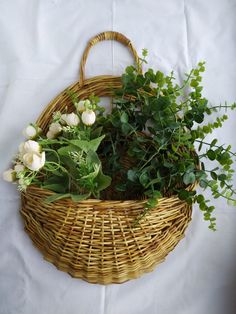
(20, 31, 192, 284)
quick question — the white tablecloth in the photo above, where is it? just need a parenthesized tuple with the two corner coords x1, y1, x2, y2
(1, 1, 236, 313)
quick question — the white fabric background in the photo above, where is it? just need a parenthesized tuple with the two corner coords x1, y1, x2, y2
(0, 0, 236, 313)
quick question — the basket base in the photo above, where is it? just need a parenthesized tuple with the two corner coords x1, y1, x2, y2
(21, 187, 192, 284)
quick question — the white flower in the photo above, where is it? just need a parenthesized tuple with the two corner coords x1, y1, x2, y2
(61, 113, 79, 126)
(49, 122, 62, 134)
(75, 99, 91, 112)
(46, 130, 56, 139)
(46, 122, 62, 139)
(19, 140, 41, 156)
(3, 169, 16, 182)
(81, 110, 96, 126)
(18, 178, 27, 191)
(22, 125, 39, 139)
(23, 125, 37, 139)
(14, 164, 25, 173)
(22, 151, 45, 171)
(18, 178, 25, 185)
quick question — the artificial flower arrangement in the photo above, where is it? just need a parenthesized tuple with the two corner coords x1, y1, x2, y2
(3, 50, 236, 230)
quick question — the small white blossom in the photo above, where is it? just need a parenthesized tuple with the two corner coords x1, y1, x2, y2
(49, 122, 62, 134)
(22, 125, 38, 139)
(75, 99, 91, 112)
(18, 178, 28, 191)
(46, 122, 62, 139)
(61, 113, 80, 126)
(22, 151, 46, 171)
(14, 164, 25, 173)
(19, 140, 41, 157)
(46, 130, 56, 139)
(3, 169, 16, 182)
(81, 110, 96, 126)
(18, 178, 25, 185)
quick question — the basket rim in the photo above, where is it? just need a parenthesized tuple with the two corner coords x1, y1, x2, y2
(22, 184, 194, 205)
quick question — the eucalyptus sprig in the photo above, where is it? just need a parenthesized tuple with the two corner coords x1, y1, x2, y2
(97, 50, 236, 230)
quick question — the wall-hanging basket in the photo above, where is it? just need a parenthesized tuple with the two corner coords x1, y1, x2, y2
(20, 31, 193, 284)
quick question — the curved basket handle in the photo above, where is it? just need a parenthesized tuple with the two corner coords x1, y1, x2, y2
(79, 31, 140, 85)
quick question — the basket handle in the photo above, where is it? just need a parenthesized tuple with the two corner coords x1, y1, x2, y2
(79, 31, 140, 85)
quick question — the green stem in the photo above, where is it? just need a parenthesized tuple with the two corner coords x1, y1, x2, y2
(195, 140, 236, 157)
(176, 69, 194, 92)
(201, 179, 236, 202)
(209, 104, 236, 110)
(44, 162, 72, 177)
(140, 151, 160, 171)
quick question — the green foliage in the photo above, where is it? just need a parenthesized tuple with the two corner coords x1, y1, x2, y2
(17, 53, 236, 230)
(41, 135, 111, 199)
(26, 98, 112, 201)
(95, 57, 236, 230)
(70, 135, 105, 153)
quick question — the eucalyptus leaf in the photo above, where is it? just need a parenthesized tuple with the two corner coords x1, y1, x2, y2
(178, 190, 190, 201)
(183, 172, 196, 185)
(127, 170, 138, 182)
(210, 172, 218, 180)
(121, 123, 132, 135)
(139, 171, 149, 187)
(120, 112, 129, 123)
(207, 150, 216, 161)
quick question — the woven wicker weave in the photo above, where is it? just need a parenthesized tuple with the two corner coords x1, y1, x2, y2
(20, 31, 193, 284)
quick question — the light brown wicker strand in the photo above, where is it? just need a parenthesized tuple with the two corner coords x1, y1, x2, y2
(79, 31, 140, 85)
(20, 31, 193, 284)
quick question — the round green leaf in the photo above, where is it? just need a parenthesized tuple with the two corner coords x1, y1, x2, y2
(183, 172, 196, 185)
(207, 149, 216, 161)
(178, 190, 190, 201)
(218, 174, 227, 181)
(120, 112, 129, 123)
(196, 194, 204, 203)
(210, 171, 218, 180)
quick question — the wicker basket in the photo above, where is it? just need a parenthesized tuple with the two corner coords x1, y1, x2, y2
(20, 31, 193, 284)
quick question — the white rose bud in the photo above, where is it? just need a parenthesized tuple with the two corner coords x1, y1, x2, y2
(46, 122, 62, 139)
(81, 110, 96, 126)
(18, 178, 25, 185)
(18, 178, 27, 191)
(14, 164, 25, 173)
(22, 151, 46, 171)
(49, 122, 62, 134)
(46, 130, 56, 139)
(19, 140, 41, 155)
(3, 169, 16, 182)
(22, 125, 38, 139)
(75, 99, 91, 112)
(61, 113, 79, 126)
